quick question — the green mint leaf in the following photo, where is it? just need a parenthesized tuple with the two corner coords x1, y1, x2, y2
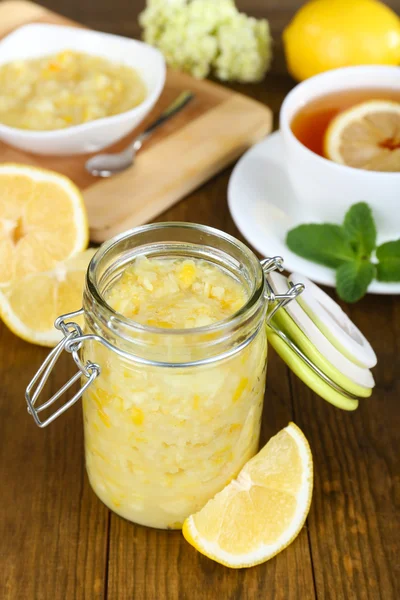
(286, 224, 356, 269)
(342, 202, 377, 258)
(377, 261, 400, 282)
(336, 261, 376, 303)
(376, 239, 400, 282)
(376, 239, 400, 260)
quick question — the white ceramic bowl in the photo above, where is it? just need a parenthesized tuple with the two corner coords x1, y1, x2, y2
(0, 24, 166, 155)
(280, 66, 400, 239)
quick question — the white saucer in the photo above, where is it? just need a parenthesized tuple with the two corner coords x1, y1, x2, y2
(228, 131, 400, 296)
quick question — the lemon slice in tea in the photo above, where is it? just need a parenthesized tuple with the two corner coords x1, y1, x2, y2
(324, 100, 400, 171)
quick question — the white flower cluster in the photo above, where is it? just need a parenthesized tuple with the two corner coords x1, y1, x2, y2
(139, 0, 272, 82)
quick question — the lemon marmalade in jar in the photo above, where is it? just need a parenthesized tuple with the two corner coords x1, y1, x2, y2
(81, 224, 267, 529)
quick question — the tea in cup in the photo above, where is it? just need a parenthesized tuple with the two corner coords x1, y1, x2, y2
(280, 66, 400, 238)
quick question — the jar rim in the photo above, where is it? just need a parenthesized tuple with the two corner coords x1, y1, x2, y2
(86, 222, 266, 338)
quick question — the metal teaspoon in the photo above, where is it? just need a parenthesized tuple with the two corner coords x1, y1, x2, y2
(85, 91, 194, 177)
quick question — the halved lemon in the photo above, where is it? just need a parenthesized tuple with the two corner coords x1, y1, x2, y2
(182, 422, 313, 568)
(324, 100, 400, 172)
(0, 249, 96, 346)
(0, 164, 88, 284)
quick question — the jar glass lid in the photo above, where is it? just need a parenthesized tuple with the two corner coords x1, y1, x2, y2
(264, 266, 376, 412)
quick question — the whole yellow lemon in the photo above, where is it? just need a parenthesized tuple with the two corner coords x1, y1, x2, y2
(283, 0, 400, 81)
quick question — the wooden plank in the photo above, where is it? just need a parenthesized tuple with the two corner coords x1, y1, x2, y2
(2, 1, 399, 598)
(289, 293, 400, 600)
(105, 175, 317, 600)
(0, 324, 109, 600)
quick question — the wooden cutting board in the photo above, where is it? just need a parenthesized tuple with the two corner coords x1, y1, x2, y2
(0, 0, 272, 242)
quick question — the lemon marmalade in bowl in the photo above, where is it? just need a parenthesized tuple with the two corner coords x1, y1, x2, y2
(0, 50, 146, 131)
(81, 233, 268, 530)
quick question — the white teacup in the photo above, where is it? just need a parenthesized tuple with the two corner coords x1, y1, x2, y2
(280, 66, 400, 240)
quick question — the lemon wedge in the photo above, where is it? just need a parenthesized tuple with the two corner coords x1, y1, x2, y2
(0, 249, 96, 346)
(182, 422, 313, 568)
(324, 100, 400, 171)
(0, 163, 88, 284)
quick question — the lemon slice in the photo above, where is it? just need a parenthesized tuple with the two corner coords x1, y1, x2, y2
(182, 422, 313, 568)
(0, 164, 88, 284)
(324, 100, 400, 172)
(0, 249, 96, 346)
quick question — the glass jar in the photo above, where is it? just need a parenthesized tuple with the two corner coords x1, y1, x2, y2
(25, 223, 314, 529)
(82, 223, 267, 528)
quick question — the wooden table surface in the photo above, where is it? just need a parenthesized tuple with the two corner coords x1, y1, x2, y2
(1, 1, 399, 599)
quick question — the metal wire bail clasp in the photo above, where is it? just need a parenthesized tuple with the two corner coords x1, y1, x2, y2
(25, 309, 100, 428)
(260, 256, 305, 324)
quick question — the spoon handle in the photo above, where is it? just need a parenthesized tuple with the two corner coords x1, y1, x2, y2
(133, 91, 194, 150)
